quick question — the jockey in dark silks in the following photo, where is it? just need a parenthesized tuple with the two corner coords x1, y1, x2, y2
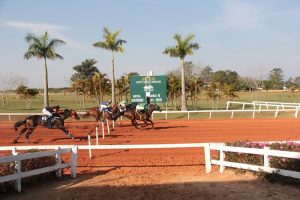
(42, 105, 62, 122)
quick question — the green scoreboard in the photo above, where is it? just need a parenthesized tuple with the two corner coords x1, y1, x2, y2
(130, 75, 167, 103)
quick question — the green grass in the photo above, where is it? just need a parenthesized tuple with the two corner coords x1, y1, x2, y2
(1, 90, 300, 114)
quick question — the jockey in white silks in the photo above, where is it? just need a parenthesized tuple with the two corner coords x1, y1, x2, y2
(42, 105, 60, 121)
(136, 103, 147, 114)
(118, 100, 128, 112)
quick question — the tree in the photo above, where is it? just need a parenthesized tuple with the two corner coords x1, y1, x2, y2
(24, 31, 65, 107)
(92, 72, 110, 105)
(116, 72, 139, 102)
(71, 59, 99, 81)
(71, 59, 100, 109)
(269, 68, 284, 89)
(186, 76, 203, 109)
(163, 34, 200, 111)
(200, 66, 213, 83)
(0, 72, 27, 106)
(16, 85, 39, 109)
(167, 72, 181, 110)
(93, 27, 127, 105)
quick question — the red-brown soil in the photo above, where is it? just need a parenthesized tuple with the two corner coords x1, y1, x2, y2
(1, 118, 300, 199)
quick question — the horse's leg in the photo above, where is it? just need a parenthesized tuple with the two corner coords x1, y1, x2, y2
(60, 126, 74, 139)
(13, 128, 28, 143)
(147, 119, 154, 129)
(141, 119, 148, 127)
(131, 119, 140, 129)
(25, 128, 35, 142)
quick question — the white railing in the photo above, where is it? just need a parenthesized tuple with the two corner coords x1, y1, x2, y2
(0, 146, 77, 192)
(227, 100, 300, 111)
(208, 143, 300, 179)
(2, 141, 300, 185)
(152, 108, 299, 119)
(1, 106, 299, 122)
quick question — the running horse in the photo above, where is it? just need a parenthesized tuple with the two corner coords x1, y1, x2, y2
(82, 104, 122, 122)
(13, 109, 80, 143)
(122, 103, 161, 129)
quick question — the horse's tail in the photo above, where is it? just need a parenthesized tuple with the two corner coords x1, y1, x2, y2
(14, 120, 26, 131)
(82, 111, 90, 118)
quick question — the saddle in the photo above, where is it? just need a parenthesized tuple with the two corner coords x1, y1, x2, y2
(42, 114, 61, 128)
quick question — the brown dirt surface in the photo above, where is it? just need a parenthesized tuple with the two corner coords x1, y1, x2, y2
(1, 118, 300, 199)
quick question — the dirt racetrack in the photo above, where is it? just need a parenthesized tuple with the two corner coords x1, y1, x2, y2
(2, 118, 300, 199)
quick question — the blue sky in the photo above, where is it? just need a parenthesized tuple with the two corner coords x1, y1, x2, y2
(1, 0, 300, 88)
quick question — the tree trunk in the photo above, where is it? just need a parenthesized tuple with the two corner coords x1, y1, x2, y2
(111, 51, 116, 104)
(181, 59, 187, 111)
(44, 57, 49, 107)
(1, 93, 5, 107)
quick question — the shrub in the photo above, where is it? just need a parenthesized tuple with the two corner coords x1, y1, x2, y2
(223, 141, 300, 185)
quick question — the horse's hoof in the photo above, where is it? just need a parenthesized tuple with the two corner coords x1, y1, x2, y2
(68, 134, 74, 139)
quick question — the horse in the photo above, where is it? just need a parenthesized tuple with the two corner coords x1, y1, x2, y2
(82, 104, 122, 122)
(13, 109, 80, 143)
(121, 103, 161, 129)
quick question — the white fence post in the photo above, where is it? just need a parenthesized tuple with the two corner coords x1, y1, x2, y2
(219, 144, 225, 173)
(106, 119, 110, 135)
(95, 126, 99, 145)
(252, 110, 255, 119)
(258, 105, 262, 113)
(295, 107, 299, 118)
(226, 101, 230, 110)
(88, 134, 92, 158)
(165, 102, 168, 120)
(231, 111, 234, 119)
(55, 147, 62, 178)
(188, 112, 190, 120)
(275, 106, 279, 118)
(12, 148, 21, 192)
(71, 146, 78, 178)
(204, 144, 211, 173)
(101, 121, 105, 139)
(264, 147, 270, 171)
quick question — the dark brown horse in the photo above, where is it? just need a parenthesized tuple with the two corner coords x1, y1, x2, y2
(122, 103, 161, 129)
(13, 109, 80, 143)
(82, 104, 122, 122)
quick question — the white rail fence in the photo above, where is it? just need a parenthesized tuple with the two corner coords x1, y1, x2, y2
(0, 147, 77, 192)
(208, 143, 300, 179)
(2, 141, 300, 192)
(152, 108, 299, 119)
(1, 101, 300, 122)
(226, 100, 300, 111)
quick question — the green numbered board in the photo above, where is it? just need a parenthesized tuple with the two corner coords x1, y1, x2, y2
(130, 75, 167, 103)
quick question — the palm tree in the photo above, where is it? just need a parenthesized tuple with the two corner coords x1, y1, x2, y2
(24, 31, 65, 107)
(93, 27, 127, 105)
(163, 34, 199, 111)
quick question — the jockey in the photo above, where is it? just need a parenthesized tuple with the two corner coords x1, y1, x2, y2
(99, 100, 112, 113)
(42, 105, 61, 121)
(118, 100, 128, 112)
(136, 103, 147, 114)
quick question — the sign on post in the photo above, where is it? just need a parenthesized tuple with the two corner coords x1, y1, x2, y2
(130, 75, 167, 103)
